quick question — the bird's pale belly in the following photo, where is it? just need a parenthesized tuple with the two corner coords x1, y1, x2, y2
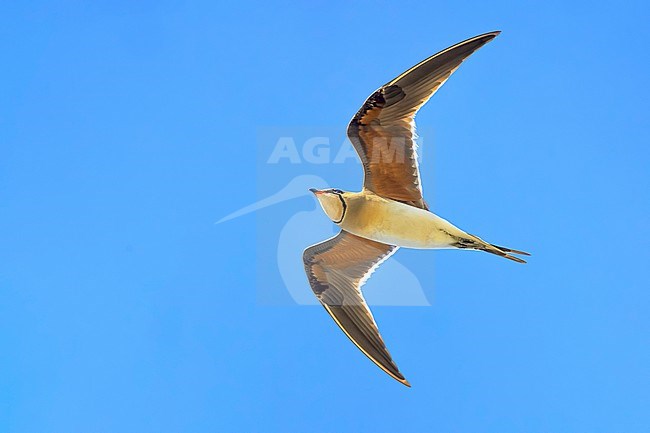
(340, 193, 466, 249)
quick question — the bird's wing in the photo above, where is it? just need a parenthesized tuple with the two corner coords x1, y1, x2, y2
(347, 31, 500, 209)
(303, 230, 409, 386)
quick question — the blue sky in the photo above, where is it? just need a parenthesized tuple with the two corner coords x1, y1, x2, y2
(1, 1, 649, 432)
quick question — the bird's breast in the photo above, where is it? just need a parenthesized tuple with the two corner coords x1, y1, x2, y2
(340, 193, 463, 249)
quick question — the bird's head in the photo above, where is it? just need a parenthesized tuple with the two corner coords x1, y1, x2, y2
(309, 188, 347, 224)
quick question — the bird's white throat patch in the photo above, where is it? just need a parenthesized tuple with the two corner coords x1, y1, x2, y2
(316, 193, 345, 223)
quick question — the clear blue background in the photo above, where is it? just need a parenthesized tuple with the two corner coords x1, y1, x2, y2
(1, 1, 649, 432)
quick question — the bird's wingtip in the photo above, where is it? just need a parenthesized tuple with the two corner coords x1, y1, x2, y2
(392, 371, 411, 387)
(484, 30, 501, 40)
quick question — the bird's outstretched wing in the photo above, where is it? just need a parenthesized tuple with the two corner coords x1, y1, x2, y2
(347, 31, 500, 209)
(303, 230, 409, 386)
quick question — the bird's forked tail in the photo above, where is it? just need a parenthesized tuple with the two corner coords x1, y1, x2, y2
(454, 235, 530, 263)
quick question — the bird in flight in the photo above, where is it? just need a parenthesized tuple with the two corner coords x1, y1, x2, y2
(303, 31, 529, 387)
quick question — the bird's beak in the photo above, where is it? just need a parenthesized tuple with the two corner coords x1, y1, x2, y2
(309, 188, 322, 195)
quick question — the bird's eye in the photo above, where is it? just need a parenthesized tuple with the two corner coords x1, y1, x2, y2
(331, 189, 343, 194)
